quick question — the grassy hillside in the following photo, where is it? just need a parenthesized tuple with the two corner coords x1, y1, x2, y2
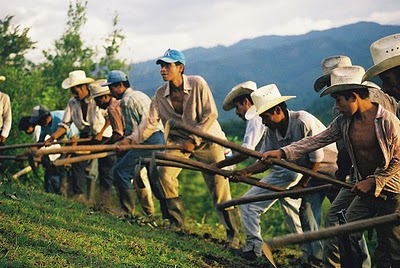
(0, 168, 305, 268)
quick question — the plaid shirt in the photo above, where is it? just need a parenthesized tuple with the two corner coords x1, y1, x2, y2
(120, 87, 155, 136)
(0, 92, 11, 138)
(283, 104, 400, 196)
(137, 74, 224, 145)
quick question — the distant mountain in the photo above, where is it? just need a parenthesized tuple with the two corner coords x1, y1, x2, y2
(130, 22, 400, 123)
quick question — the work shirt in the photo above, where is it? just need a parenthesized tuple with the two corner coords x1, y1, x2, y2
(243, 116, 265, 150)
(107, 98, 124, 136)
(60, 97, 112, 138)
(0, 92, 12, 138)
(120, 87, 154, 136)
(136, 74, 224, 145)
(261, 110, 337, 173)
(282, 104, 400, 196)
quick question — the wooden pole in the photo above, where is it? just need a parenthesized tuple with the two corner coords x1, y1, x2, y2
(34, 144, 182, 157)
(154, 152, 285, 192)
(0, 138, 91, 151)
(216, 184, 333, 210)
(165, 119, 387, 199)
(53, 152, 117, 166)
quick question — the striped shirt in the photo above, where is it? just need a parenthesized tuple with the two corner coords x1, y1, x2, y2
(283, 104, 400, 196)
(120, 87, 154, 136)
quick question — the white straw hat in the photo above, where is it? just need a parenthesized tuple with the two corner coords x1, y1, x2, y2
(222, 81, 257, 111)
(61, 70, 94, 89)
(363, 33, 400, 81)
(245, 84, 295, 120)
(314, 55, 352, 92)
(320, 66, 379, 97)
(88, 79, 110, 99)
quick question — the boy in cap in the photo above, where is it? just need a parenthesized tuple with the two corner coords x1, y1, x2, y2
(45, 70, 114, 205)
(0, 75, 11, 146)
(103, 70, 162, 219)
(232, 84, 338, 262)
(128, 48, 241, 249)
(29, 105, 77, 196)
(262, 66, 400, 267)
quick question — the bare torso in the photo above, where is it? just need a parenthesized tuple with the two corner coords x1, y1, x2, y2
(349, 109, 384, 179)
(170, 86, 184, 114)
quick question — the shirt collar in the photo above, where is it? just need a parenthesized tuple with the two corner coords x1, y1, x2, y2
(163, 74, 192, 97)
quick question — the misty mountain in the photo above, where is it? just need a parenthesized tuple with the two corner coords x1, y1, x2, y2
(129, 21, 400, 123)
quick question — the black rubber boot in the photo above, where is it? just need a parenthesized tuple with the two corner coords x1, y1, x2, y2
(165, 196, 185, 230)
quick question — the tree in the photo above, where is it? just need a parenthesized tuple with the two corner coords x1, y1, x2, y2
(0, 15, 36, 69)
(96, 12, 130, 77)
(40, 0, 95, 110)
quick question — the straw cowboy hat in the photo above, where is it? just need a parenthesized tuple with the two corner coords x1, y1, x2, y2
(89, 79, 110, 99)
(245, 84, 295, 120)
(222, 81, 257, 111)
(61, 70, 94, 89)
(320, 66, 379, 97)
(363, 33, 400, 81)
(314, 55, 352, 92)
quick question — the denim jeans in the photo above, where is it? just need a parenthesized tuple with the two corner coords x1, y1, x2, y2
(113, 131, 164, 190)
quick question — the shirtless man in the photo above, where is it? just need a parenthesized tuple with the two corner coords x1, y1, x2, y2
(262, 66, 400, 267)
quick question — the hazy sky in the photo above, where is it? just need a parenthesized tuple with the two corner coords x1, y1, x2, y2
(1, 0, 400, 64)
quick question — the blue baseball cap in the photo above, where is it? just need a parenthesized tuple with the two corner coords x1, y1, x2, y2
(102, 70, 128, 86)
(156, 49, 186, 65)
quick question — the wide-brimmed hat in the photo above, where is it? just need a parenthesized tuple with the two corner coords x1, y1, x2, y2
(320, 66, 379, 97)
(245, 84, 295, 120)
(29, 105, 51, 124)
(61, 70, 94, 89)
(89, 79, 110, 99)
(314, 55, 352, 92)
(0, 76, 5, 82)
(156, 49, 186, 65)
(101, 70, 128, 86)
(222, 81, 257, 111)
(363, 33, 400, 81)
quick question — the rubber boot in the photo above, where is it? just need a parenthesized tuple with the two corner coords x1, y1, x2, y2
(119, 188, 136, 216)
(59, 176, 68, 198)
(165, 196, 185, 230)
(86, 178, 96, 207)
(222, 207, 241, 249)
(99, 187, 125, 216)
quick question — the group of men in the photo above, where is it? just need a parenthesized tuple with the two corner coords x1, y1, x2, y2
(3, 32, 400, 267)
(219, 33, 400, 268)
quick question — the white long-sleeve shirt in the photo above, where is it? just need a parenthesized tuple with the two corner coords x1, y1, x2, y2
(0, 92, 12, 138)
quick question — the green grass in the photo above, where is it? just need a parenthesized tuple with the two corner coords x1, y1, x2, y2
(0, 171, 305, 268)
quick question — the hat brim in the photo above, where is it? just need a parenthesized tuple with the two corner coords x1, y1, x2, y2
(156, 57, 180, 65)
(320, 82, 379, 97)
(363, 55, 400, 81)
(222, 88, 254, 111)
(88, 91, 111, 100)
(313, 74, 330, 92)
(61, 77, 94, 89)
(245, 96, 296, 120)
